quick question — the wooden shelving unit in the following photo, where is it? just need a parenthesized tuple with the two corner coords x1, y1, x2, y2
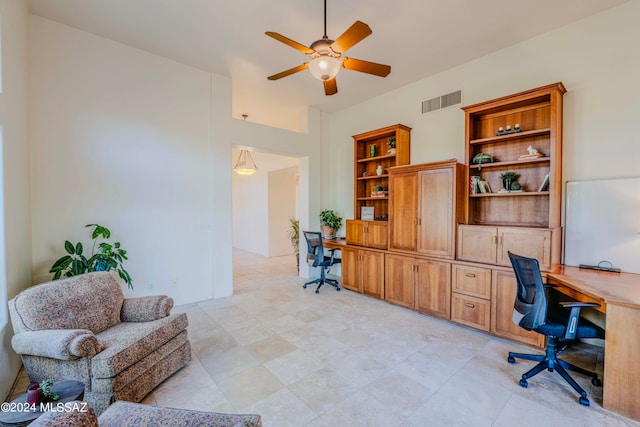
(352, 124, 411, 221)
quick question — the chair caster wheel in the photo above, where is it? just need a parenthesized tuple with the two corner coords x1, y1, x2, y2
(303, 285, 307, 289)
(579, 394, 590, 406)
(337, 288, 341, 291)
(507, 356, 515, 364)
(315, 290, 319, 294)
(592, 378, 603, 387)
(519, 379, 528, 388)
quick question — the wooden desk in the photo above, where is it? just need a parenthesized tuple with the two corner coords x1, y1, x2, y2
(322, 238, 347, 250)
(547, 266, 640, 420)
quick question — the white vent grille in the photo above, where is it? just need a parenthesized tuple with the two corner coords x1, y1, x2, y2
(422, 90, 462, 113)
(422, 97, 440, 113)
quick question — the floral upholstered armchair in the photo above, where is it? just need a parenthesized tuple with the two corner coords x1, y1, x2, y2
(8, 272, 191, 414)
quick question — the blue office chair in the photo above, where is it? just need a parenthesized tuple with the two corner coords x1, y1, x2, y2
(507, 251, 604, 406)
(302, 231, 341, 294)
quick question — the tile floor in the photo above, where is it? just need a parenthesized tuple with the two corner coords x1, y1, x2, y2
(8, 249, 640, 426)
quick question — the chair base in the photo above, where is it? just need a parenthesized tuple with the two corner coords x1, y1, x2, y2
(303, 268, 341, 294)
(507, 336, 602, 406)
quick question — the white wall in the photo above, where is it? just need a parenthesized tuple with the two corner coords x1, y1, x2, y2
(0, 0, 31, 400)
(28, 17, 324, 306)
(327, 1, 640, 221)
(268, 166, 298, 257)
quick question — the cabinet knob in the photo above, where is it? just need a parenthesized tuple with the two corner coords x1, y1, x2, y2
(465, 273, 476, 278)
(465, 303, 475, 308)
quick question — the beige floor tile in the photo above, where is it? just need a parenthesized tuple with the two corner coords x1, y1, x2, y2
(244, 388, 318, 427)
(288, 367, 360, 414)
(200, 345, 260, 381)
(216, 365, 284, 410)
(363, 372, 433, 417)
(245, 335, 297, 363)
(263, 349, 324, 386)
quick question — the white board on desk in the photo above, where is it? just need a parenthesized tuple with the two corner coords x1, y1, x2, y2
(564, 176, 640, 274)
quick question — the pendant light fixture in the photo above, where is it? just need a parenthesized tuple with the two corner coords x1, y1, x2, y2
(233, 115, 258, 176)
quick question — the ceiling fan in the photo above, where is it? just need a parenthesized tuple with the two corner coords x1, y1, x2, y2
(265, 0, 391, 96)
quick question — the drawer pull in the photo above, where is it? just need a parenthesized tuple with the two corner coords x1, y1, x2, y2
(465, 273, 476, 278)
(465, 303, 475, 308)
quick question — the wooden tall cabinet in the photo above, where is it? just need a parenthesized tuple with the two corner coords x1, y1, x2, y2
(388, 160, 465, 258)
(459, 82, 566, 271)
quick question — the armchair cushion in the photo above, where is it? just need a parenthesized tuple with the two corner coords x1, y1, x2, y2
(12, 329, 102, 360)
(120, 296, 173, 322)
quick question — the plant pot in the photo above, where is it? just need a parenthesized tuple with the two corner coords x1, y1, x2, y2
(27, 384, 43, 405)
(321, 226, 335, 239)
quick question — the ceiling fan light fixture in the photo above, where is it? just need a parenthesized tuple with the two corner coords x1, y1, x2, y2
(309, 55, 341, 81)
(233, 149, 258, 175)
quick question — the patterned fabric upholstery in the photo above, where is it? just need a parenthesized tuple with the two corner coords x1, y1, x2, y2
(8, 272, 192, 415)
(30, 401, 262, 427)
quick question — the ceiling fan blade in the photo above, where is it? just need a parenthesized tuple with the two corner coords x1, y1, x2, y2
(267, 63, 309, 80)
(324, 78, 338, 96)
(342, 57, 391, 77)
(330, 21, 372, 54)
(265, 31, 314, 54)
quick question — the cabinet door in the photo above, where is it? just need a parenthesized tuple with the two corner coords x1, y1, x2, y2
(490, 270, 544, 348)
(365, 222, 389, 250)
(497, 228, 552, 270)
(389, 172, 418, 251)
(384, 254, 415, 309)
(418, 168, 454, 258)
(361, 250, 385, 299)
(341, 247, 360, 292)
(415, 259, 451, 319)
(345, 220, 366, 247)
(457, 225, 497, 264)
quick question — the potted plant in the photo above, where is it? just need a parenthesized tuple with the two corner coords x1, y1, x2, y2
(288, 217, 300, 272)
(499, 171, 520, 192)
(371, 184, 388, 198)
(49, 224, 133, 289)
(319, 210, 342, 240)
(386, 137, 396, 154)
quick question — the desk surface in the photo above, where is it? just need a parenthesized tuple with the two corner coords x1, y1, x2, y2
(547, 266, 640, 309)
(322, 238, 347, 250)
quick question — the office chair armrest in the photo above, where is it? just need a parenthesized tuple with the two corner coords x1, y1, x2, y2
(558, 301, 601, 340)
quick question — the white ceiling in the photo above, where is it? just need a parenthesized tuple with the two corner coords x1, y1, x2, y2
(28, 0, 628, 123)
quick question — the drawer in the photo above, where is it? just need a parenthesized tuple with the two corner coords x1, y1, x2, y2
(452, 265, 491, 299)
(451, 293, 491, 332)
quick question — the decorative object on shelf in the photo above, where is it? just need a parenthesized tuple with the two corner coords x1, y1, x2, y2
(472, 152, 494, 170)
(496, 124, 523, 136)
(499, 171, 520, 193)
(361, 206, 374, 220)
(376, 165, 383, 175)
(371, 184, 388, 198)
(518, 145, 544, 160)
(376, 213, 388, 221)
(369, 145, 376, 157)
(362, 171, 368, 177)
(319, 209, 343, 239)
(538, 173, 550, 192)
(386, 137, 396, 154)
(510, 181, 522, 191)
(49, 224, 133, 289)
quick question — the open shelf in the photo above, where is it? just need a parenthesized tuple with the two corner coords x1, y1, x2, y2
(469, 158, 550, 169)
(469, 191, 549, 198)
(469, 128, 551, 145)
(357, 174, 389, 181)
(357, 154, 397, 163)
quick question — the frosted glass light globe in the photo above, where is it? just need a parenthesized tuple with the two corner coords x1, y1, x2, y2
(309, 56, 341, 81)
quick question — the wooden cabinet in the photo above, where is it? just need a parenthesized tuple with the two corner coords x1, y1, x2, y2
(385, 253, 451, 319)
(353, 124, 411, 223)
(491, 269, 545, 348)
(451, 264, 491, 331)
(415, 258, 451, 319)
(457, 225, 553, 270)
(341, 247, 384, 299)
(388, 160, 465, 259)
(461, 83, 565, 269)
(384, 254, 415, 309)
(345, 220, 388, 250)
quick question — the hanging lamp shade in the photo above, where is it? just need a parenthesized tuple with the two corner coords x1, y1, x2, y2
(234, 149, 258, 175)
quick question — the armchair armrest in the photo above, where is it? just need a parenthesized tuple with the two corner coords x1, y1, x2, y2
(559, 301, 601, 340)
(12, 329, 102, 360)
(121, 295, 174, 322)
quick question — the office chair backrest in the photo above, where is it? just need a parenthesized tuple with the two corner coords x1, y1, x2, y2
(303, 231, 325, 268)
(508, 251, 548, 331)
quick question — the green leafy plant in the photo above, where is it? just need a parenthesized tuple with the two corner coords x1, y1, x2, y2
(49, 224, 133, 289)
(387, 137, 396, 149)
(319, 210, 342, 231)
(288, 217, 299, 255)
(499, 171, 520, 180)
(39, 379, 59, 401)
(373, 184, 385, 191)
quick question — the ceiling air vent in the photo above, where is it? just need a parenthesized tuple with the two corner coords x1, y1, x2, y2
(422, 90, 462, 113)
